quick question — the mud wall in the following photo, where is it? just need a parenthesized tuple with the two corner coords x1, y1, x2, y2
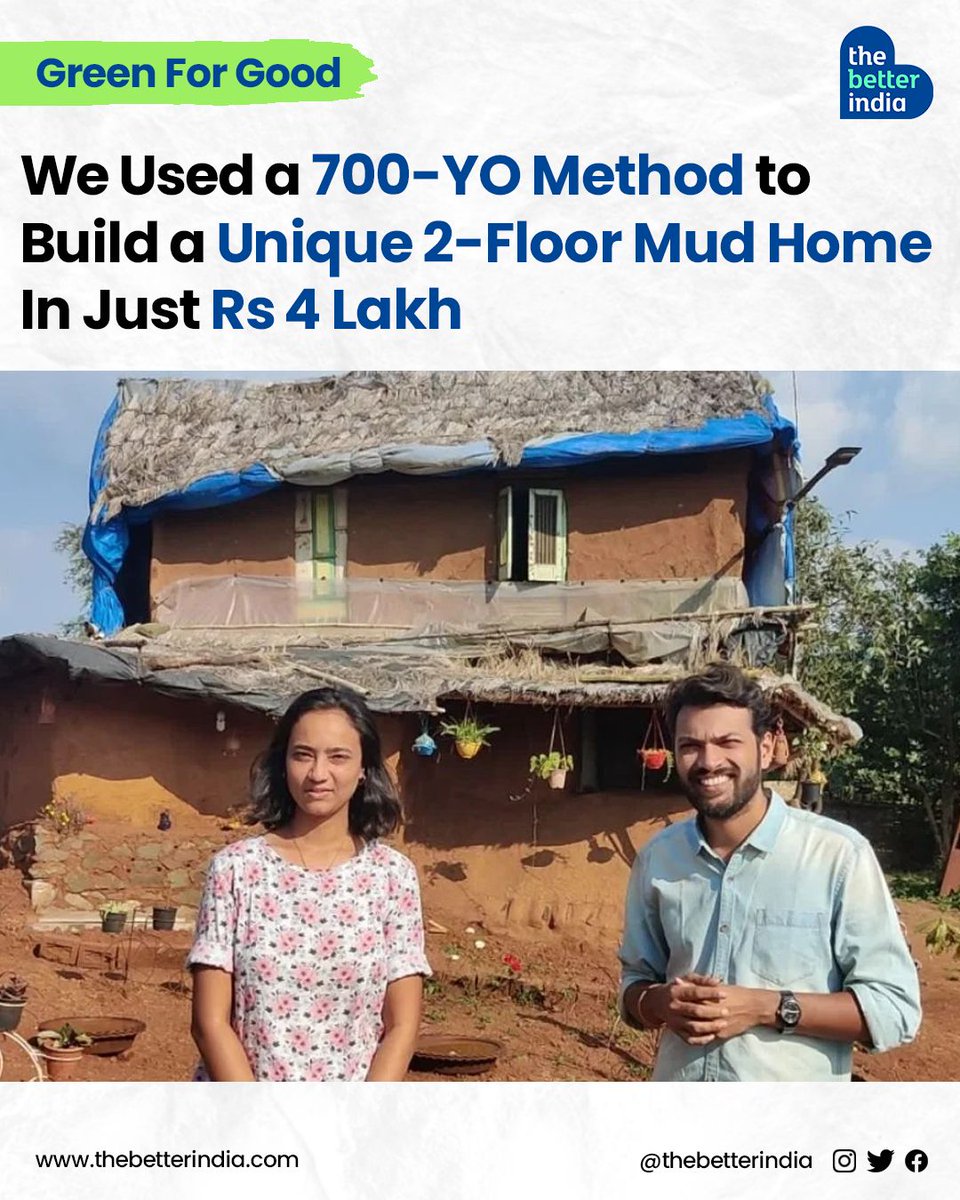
(0, 676, 56, 832)
(347, 477, 493, 581)
(148, 456, 749, 605)
(1, 680, 691, 941)
(565, 455, 749, 580)
(389, 707, 692, 947)
(347, 460, 747, 583)
(151, 489, 295, 603)
(0, 676, 274, 831)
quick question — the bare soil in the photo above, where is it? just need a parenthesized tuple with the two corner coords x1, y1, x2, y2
(1, 867, 956, 1082)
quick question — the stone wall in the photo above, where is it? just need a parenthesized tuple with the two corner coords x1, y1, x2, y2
(8, 820, 239, 922)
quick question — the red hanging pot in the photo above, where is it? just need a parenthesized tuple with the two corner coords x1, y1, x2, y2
(640, 748, 668, 771)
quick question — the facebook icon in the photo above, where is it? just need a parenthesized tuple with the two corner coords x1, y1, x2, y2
(905, 1150, 928, 1173)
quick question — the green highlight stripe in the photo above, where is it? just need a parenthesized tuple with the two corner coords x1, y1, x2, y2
(0, 40, 376, 105)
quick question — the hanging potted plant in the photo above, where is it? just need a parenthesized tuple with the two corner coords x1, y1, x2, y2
(530, 709, 574, 788)
(637, 709, 673, 782)
(100, 901, 128, 934)
(789, 727, 832, 812)
(530, 752, 575, 790)
(0, 973, 28, 1033)
(440, 713, 499, 759)
(152, 903, 178, 931)
(412, 717, 438, 758)
(36, 1023, 92, 1081)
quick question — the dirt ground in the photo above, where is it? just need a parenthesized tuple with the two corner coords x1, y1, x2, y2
(0, 866, 957, 1082)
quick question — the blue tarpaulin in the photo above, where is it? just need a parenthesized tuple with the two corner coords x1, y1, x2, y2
(85, 393, 798, 633)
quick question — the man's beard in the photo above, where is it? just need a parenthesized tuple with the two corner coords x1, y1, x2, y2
(679, 764, 763, 821)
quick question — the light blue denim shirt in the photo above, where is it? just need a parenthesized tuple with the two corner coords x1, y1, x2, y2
(619, 791, 921, 1081)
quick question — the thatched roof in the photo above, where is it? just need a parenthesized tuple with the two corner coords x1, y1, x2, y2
(0, 632, 860, 749)
(95, 371, 770, 516)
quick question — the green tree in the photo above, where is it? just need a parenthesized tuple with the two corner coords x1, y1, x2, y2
(793, 501, 958, 867)
(52, 522, 92, 637)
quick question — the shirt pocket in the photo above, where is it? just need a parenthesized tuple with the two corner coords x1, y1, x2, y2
(750, 908, 829, 988)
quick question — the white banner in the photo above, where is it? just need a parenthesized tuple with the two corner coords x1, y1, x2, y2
(0, 1083, 953, 1198)
(0, 1, 957, 368)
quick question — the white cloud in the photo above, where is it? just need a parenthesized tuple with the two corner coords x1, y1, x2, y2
(779, 375, 873, 473)
(890, 373, 960, 475)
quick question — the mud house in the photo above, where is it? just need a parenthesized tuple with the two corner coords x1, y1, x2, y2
(0, 372, 858, 941)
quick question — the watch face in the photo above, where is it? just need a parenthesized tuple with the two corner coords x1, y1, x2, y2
(779, 994, 802, 1027)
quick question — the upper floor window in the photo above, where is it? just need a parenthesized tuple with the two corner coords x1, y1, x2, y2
(497, 486, 567, 582)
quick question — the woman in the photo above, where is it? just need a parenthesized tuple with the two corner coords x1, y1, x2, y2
(188, 686, 430, 1081)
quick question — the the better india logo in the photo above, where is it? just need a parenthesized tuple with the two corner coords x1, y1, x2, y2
(840, 26, 933, 118)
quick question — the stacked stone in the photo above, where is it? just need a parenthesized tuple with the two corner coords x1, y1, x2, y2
(24, 824, 233, 924)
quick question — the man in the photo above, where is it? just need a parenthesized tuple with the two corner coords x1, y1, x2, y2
(619, 664, 921, 1082)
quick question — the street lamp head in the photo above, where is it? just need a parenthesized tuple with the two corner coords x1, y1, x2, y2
(824, 446, 862, 469)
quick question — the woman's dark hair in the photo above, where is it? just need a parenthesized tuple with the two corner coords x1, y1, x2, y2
(246, 686, 402, 839)
(662, 663, 773, 742)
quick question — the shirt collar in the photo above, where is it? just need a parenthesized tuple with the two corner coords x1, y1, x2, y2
(743, 788, 788, 854)
(688, 788, 788, 859)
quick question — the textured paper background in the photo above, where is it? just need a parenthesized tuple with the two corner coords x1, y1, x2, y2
(0, 0, 957, 368)
(0, 3, 957, 1193)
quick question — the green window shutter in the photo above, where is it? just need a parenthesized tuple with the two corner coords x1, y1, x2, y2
(497, 486, 513, 581)
(528, 489, 567, 582)
(312, 491, 336, 581)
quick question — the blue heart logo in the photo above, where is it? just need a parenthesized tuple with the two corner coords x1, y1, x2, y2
(840, 26, 933, 119)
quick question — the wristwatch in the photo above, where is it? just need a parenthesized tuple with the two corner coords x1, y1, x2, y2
(776, 990, 802, 1033)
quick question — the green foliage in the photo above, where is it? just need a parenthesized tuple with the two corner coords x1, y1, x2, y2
(37, 1023, 93, 1049)
(529, 751, 574, 779)
(440, 717, 499, 745)
(53, 522, 92, 637)
(789, 727, 833, 782)
(887, 872, 960, 909)
(794, 502, 960, 867)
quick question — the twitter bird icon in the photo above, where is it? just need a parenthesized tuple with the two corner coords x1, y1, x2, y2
(867, 1150, 894, 1172)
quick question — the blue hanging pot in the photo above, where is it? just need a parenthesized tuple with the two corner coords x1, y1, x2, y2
(412, 732, 438, 757)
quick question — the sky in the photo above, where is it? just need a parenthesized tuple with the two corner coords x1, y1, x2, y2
(0, 370, 956, 636)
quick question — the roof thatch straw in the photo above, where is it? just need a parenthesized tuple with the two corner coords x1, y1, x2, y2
(96, 371, 770, 516)
(0, 632, 860, 749)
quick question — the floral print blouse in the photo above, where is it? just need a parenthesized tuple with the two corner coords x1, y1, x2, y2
(187, 836, 431, 1081)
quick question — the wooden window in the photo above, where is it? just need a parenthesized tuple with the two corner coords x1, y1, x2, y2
(496, 486, 567, 582)
(528, 488, 567, 582)
(294, 487, 348, 622)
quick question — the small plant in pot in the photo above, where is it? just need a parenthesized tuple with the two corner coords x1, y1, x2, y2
(788, 727, 834, 812)
(100, 901, 128, 934)
(637, 709, 673, 783)
(638, 747, 673, 776)
(36, 1023, 92, 1081)
(530, 751, 575, 790)
(152, 904, 178, 931)
(0, 973, 28, 1033)
(440, 716, 499, 760)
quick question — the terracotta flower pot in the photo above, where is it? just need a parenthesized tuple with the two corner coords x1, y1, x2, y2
(0, 1000, 26, 1033)
(455, 740, 482, 759)
(641, 749, 668, 771)
(548, 769, 568, 790)
(42, 1046, 84, 1081)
